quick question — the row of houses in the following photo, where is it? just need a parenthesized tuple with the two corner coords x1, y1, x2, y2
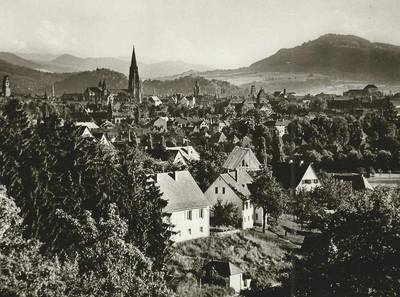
(156, 146, 322, 243)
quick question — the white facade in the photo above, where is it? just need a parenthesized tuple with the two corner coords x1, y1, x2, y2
(205, 174, 254, 229)
(229, 274, 243, 293)
(295, 165, 321, 192)
(169, 207, 210, 242)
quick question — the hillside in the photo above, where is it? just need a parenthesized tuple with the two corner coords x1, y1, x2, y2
(54, 68, 128, 94)
(0, 52, 43, 70)
(0, 59, 129, 95)
(142, 75, 242, 96)
(48, 54, 128, 74)
(0, 59, 69, 95)
(248, 34, 400, 82)
(140, 60, 212, 78)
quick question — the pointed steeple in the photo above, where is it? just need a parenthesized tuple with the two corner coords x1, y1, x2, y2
(130, 45, 138, 70)
(128, 44, 141, 104)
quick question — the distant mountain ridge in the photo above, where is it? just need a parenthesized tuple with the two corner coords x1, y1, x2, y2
(0, 57, 234, 96)
(248, 34, 400, 81)
(0, 52, 213, 78)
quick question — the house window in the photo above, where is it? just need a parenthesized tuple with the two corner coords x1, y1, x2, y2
(187, 210, 192, 220)
(188, 228, 192, 235)
(302, 179, 312, 184)
(248, 216, 250, 221)
(242, 159, 246, 166)
(313, 179, 319, 184)
(222, 187, 225, 194)
(177, 231, 181, 237)
(200, 226, 203, 232)
(244, 217, 246, 222)
(199, 208, 204, 219)
(215, 187, 218, 194)
(245, 202, 248, 209)
(242, 202, 245, 210)
(255, 213, 258, 220)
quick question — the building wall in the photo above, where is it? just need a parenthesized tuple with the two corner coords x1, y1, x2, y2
(241, 199, 254, 229)
(229, 273, 243, 292)
(169, 206, 210, 242)
(204, 177, 253, 229)
(295, 165, 321, 192)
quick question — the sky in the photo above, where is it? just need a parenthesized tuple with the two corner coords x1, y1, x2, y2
(1, 0, 400, 69)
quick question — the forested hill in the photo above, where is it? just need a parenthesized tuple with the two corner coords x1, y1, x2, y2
(0, 59, 69, 95)
(142, 76, 242, 96)
(0, 59, 128, 95)
(248, 34, 400, 82)
(54, 69, 128, 94)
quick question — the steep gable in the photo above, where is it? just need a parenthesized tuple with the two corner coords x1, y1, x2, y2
(155, 171, 211, 212)
(223, 146, 261, 171)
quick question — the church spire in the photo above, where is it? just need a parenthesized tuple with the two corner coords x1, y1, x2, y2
(130, 45, 138, 69)
(128, 44, 141, 104)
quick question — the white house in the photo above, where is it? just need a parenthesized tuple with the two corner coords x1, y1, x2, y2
(204, 261, 250, 292)
(205, 169, 254, 229)
(165, 146, 200, 166)
(153, 116, 169, 131)
(75, 121, 99, 130)
(273, 161, 321, 193)
(154, 171, 211, 242)
(275, 120, 290, 137)
(223, 146, 261, 171)
(148, 95, 163, 107)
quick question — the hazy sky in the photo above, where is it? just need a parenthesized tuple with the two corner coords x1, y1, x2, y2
(1, 0, 400, 68)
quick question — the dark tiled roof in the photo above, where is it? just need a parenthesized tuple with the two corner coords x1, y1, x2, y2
(272, 162, 311, 189)
(332, 173, 373, 191)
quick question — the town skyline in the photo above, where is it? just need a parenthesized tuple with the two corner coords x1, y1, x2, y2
(1, 0, 400, 69)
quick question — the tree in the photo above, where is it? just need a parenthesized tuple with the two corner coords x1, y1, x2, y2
(211, 200, 241, 228)
(249, 168, 288, 232)
(296, 188, 400, 296)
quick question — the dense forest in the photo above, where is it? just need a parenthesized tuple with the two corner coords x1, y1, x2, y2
(0, 99, 174, 296)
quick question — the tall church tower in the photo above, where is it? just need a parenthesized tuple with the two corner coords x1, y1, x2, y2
(2, 75, 11, 97)
(128, 45, 142, 104)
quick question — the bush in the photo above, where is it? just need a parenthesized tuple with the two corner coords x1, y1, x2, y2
(211, 200, 241, 228)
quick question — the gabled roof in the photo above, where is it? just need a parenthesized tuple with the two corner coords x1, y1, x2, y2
(273, 162, 312, 189)
(220, 170, 253, 197)
(204, 260, 243, 277)
(223, 146, 261, 170)
(155, 171, 211, 212)
(165, 146, 200, 162)
(332, 173, 373, 191)
(210, 132, 227, 144)
(75, 122, 99, 130)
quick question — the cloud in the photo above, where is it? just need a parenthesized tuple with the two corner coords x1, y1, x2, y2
(35, 20, 78, 53)
(12, 39, 28, 51)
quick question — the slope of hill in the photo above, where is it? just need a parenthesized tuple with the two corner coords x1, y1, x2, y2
(0, 59, 128, 95)
(140, 60, 212, 79)
(248, 34, 400, 81)
(142, 75, 242, 96)
(0, 52, 43, 70)
(54, 68, 128, 94)
(47, 54, 128, 74)
(0, 59, 69, 95)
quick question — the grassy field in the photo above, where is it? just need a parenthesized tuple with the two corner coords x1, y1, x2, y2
(168, 216, 304, 296)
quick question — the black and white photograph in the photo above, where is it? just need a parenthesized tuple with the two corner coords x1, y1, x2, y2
(0, 0, 399, 296)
